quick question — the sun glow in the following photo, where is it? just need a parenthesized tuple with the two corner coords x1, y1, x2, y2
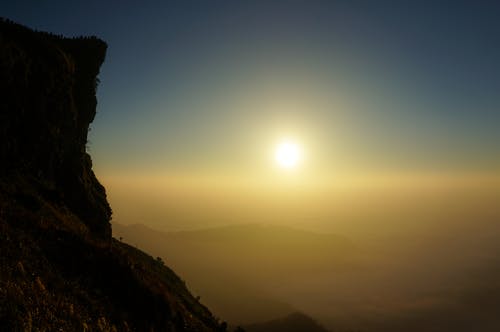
(275, 140, 302, 169)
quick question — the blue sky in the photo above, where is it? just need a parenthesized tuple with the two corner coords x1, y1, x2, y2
(3, 1, 500, 176)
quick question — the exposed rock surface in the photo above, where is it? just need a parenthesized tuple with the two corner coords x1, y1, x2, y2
(0, 18, 224, 331)
(0, 17, 110, 237)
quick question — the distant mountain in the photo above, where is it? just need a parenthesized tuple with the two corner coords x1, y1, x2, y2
(243, 312, 330, 332)
(113, 223, 355, 273)
(113, 223, 356, 324)
(112, 223, 356, 280)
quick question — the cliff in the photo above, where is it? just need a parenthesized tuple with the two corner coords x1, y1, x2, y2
(0, 18, 224, 331)
(0, 18, 110, 237)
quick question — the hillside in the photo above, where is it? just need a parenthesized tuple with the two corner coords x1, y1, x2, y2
(0, 18, 226, 331)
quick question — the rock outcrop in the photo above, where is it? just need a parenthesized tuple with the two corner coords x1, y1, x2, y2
(0, 18, 225, 331)
(0, 18, 111, 237)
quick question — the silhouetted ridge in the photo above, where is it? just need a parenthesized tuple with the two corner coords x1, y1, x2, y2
(0, 17, 110, 237)
(0, 19, 226, 331)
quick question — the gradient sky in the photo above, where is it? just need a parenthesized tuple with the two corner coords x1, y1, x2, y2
(3, 1, 500, 179)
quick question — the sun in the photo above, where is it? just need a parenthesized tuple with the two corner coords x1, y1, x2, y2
(275, 140, 301, 169)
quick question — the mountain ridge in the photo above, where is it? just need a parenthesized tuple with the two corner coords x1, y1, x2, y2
(243, 312, 330, 332)
(0, 18, 226, 331)
(113, 222, 357, 325)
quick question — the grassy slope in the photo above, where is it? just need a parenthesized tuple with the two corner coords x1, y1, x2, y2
(0, 177, 222, 331)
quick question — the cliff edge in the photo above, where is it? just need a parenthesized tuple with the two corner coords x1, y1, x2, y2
(0, 18, 110, 238)
(0, 18, 224, 331)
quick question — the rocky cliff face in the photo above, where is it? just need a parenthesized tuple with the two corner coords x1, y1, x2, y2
(0, 18, 224, 331)
(0, 18, 111, 237)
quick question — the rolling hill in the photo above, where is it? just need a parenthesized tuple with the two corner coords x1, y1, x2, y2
(243, 312, 330, 332)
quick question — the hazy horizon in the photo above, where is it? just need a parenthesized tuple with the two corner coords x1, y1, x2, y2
(102, 171, 500, 234)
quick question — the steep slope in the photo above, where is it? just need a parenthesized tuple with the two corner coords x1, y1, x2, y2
(0, 18, 224, 331)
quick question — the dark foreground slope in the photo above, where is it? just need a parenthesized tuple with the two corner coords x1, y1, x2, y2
(0, 18, 224, 331)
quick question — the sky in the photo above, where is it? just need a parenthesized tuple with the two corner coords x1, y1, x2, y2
(3, 1, 500, 177)
(2, 1, 500, 232)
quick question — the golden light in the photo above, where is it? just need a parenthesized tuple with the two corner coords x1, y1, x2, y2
(275, 140, 302, 169)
